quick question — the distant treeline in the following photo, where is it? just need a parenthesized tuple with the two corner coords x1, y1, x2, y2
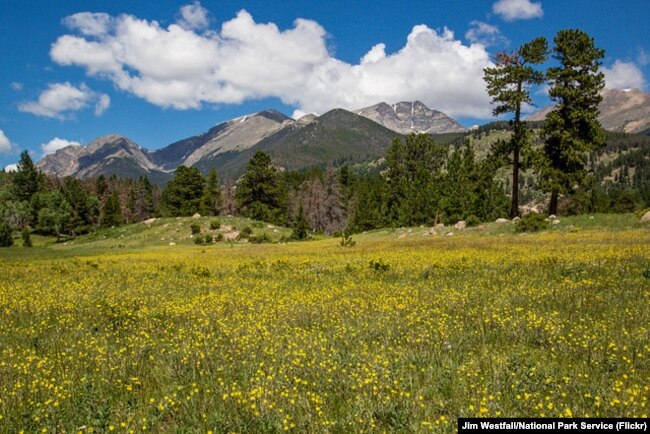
(1, 129, 648, 245)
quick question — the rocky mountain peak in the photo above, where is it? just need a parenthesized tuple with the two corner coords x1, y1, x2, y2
(354, 101, 467, 134)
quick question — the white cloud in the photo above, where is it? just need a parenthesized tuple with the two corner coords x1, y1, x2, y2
(10, 82, 23, 91)
(95, 94, 111, 115)
(602, 60, 645, 90)
(465, 20, 508, 47)
(40, 137, 82, 156)
(18, 82, 110, 119)
(492, 0, 543, 21)
(178, 1, 210, 30)
(63, 12, 114, 36)
(4, 164, 18, 172)
(0, 130, 13, 153)
(50, 4, 495, 119)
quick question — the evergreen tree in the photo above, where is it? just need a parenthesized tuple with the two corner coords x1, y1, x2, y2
(101, 190, 123, 227)
(161, 166, 206, 216)
(385, 133, 447, 226)
(542, 29, 605, 215)
(95, 174, 108, 197)
(235, 151, 287, 225)
(12, 150, 42, 202)
(484, 36, 548, 217)
(37, 190, 73, 240)
(291, 203, 310, 240)
(200, 168, 222, 216)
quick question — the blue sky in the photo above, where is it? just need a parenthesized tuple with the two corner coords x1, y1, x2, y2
(1, 0, 649, 170)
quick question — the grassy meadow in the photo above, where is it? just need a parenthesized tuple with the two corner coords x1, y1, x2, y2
(1, 215, 649, 433)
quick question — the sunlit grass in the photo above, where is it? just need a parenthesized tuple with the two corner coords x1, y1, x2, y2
(1, 221, 649, 432)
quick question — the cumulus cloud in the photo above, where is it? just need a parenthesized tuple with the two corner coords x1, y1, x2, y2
(4, 164, 18, 172)
(40, 137, 82, 156)
(50, 4, 495, 119)
(0, 130, 13, 153)
(178, 1, 210, 30)
(492, 0, 543, 21)
(465, 21, 508, 47)
(602, 60, 646, 90)
(18, 82, 110, 119)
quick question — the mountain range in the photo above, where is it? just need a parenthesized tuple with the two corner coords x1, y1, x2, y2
(37, 91, 650, 184)
(37, 101, 461, 183)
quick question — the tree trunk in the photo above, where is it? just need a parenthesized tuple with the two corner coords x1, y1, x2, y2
(510, 81, 523, 219)
(510, 146, 520, 218)
(549, 190, 558, 216)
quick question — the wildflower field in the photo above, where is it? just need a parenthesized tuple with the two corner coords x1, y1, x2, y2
(1, 220, 649, 433)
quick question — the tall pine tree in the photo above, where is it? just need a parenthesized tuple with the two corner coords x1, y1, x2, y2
(542, 29, 605, 215)
(484, 37, 548, 217)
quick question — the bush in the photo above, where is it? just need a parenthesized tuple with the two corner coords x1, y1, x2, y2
(194, 237, 204, 245)
(190, 223, 201, 235)
(0, 223, 13, 247)
(250, 232, 271, 244)
(241, 226, 253, 237)
(466, 215, 481, 227)
(339, 231, 356, 247)
(21, 228, 32, 247)
(369, 258, 390, 272)
(215, 233, 224, 242)
(515, 212, 549, 233)
(204, 234, 213, 243)
(209, 220, 221, 230)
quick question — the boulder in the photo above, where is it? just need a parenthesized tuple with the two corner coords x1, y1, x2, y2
(141, 217, 157, 225)
(552, 219, 561, 225)
(495, 218, 509, 224)
(641, 211, 650, 223)
(454, 220, 466, 230)
(192, 213, 201, 219)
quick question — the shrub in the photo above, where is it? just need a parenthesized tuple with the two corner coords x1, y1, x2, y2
(250, 233, 271, 244)
(21, 228, 32, 247)
(0, 223, 13, 247)
(241, 226, 253, 237)
(194, 237, 204, 245)
(209, 220, 221, 230)
(204, 234, 213, 243)
(215, 233, 224, 242)
(466, 215, 481, 227)
(190, 223, 201, 235)
(340, 231, 356, 247)
(515, 212, 549, 233)
(369, 258, 390, 272)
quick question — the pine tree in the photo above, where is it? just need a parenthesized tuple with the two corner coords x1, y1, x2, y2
(161, 166, 206, 216)
(542, 29, 605, 215)
(12, 150, 42, 202)
(101, 190, 123, 227)
(235, 151, 287, 225)
(484, 37, 548, 217)
(385, 133, 447, 226)
(200, 168, 222, 216)
(291, 203, 310, 240)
